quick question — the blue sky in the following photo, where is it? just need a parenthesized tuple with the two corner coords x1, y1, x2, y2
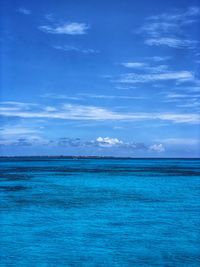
(0, 0, 200, 157)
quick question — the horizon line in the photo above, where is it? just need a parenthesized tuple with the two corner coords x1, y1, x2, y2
(0, 155, 199, 159)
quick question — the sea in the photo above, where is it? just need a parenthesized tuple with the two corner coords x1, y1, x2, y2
(0, 157, 200, 266)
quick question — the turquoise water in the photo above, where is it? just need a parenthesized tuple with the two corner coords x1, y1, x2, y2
(0, 158, 200, 266)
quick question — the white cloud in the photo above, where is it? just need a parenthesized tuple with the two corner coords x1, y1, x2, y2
(186, 87, 200, 92)
(0, 126, 39, 136)
(157, 113, 199, 124)
(149, 6, 200, 22)
(41, 93, 82, 100)
(0, 106, 21, 112)
(43, 92, 144, 100)
(0, 102, 199, 124)
(0, 136, 48, 146)
(0, 133, 166, 153)
(17, 7, 31, 15)
(141, 22, 177, 37)
(160, 138, 199, 145)
(0, 125, 46, 146)
(186, 6, 200, 16)
(166, 93, 200, 99)
(145, 38, 198, 49)
(141, 6, 199, 49)
(115, 85, 137, 90)
(149, 56, 171, 62)
(118, 71, 194, 84)
(149, 144, 165, 152)
(0, 101, 37, 107)
(53, 45, 97, 54)
(121, 62, 169, 73)
(163, 93, 200, 109)
(78, 93, 145, 100)
(121, 62, 148, 68)
(96, 137, 123, 147)
(177, 101, 200, 108)
(147, 65, 169, 73)
(44, 106, 57, 112)
(39, 22, 89, 35)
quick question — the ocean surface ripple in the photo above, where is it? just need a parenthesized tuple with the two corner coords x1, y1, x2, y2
(0, 158, 200, 266)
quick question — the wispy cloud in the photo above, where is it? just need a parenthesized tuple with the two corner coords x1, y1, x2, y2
(159, 138, 200, 145)
(145, 38, 198, 49)
(0, 125, 45, 146)
(166, 86, 200, 93)
(121, 61, 169, 73)
(41, 93, 82, 101)
(45, 13, 55, 21)
(118, 59, 198, 87)
(140, 6, 200, 49)
(0, 102, 199, 124)
(0, 133, 165, 153)
(39, 22, 89, 35)
(0, 126, 39, 136)
(163, 92, 200, 109)
(148, 6, 200, 22)
(0, 136, 48, 147)
(78, 93, 145, 100)
(0, 101, 38, 113)
(121, 62, 148, 68)
(0, 101, 37, 107)
(94, 137, 165, 152)
(53, 45, 97, 54)
(149, 144, 165, 152)
(17, 7, 31, 15)
(166, 93, 200, 99)
(176, 101, 200, 108)
(147, 56, 172, 62)
(118, 71, 194, 84)
(42, 93, 145, 100)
